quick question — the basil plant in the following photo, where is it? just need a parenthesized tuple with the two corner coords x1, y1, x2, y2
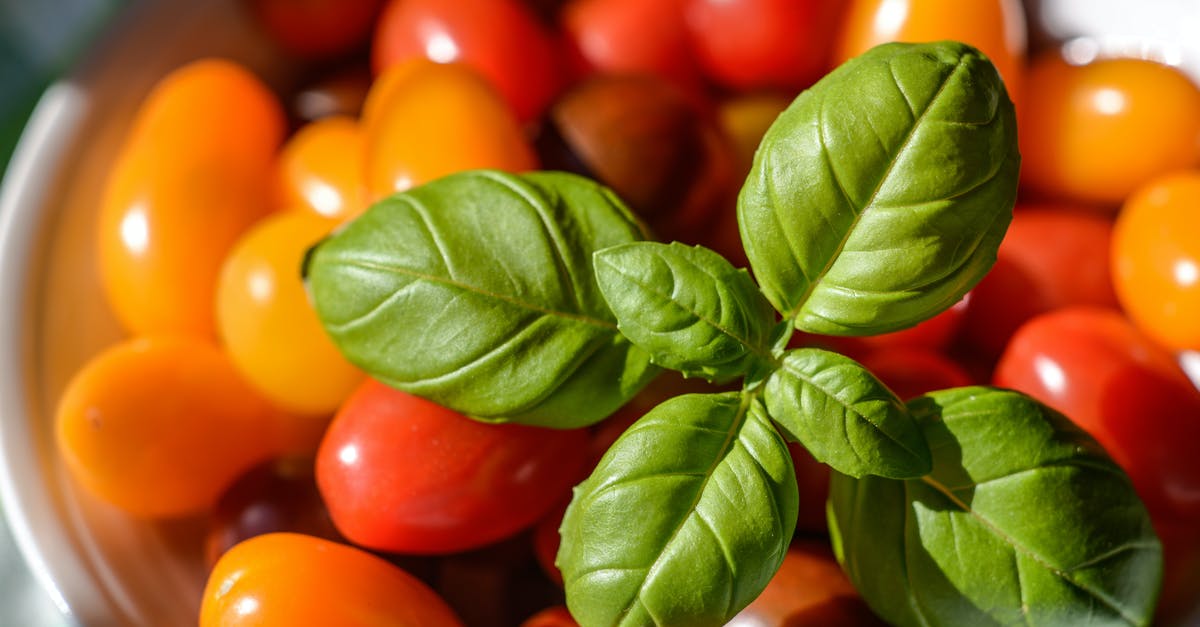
(307, 42, 1162, 627)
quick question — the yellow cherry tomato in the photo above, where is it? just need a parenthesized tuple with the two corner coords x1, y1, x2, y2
(276, 115, 369, 221)
(362, 60, 538, 200)
(201, 533, 464, 627)
(834, 0, 1027, 106)
(56, 336, 288, 518)
(216, 211, 364, 416)
(1020, 53, 1200, 206)
(98, 59, 284, 338)
(1113, 171, 1200, 351)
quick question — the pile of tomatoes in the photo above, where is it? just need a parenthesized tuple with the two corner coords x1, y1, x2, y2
(50, 0, 1200, 625)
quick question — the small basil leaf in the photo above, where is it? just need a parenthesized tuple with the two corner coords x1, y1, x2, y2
(594, 242, 778, 382)
(764, 348, 930, 479)
(559, 392, 798, 627)
(828, 387, 1163, 627)
(307, 169, 659, 428)
(739, 41, 1019, 335)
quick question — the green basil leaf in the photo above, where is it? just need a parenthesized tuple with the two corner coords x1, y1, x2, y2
(738, 41, 1019, 335)
(306, 169, 659, 428)
(559, 392, 798, 627)
(828, 387, 1163, 627)
(593, 242, 778, 382)
(764, 347, 930, 479)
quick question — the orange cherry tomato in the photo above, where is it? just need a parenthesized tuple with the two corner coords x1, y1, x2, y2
(1019, 53, 1200, 206)
(276, 116, 369, 220)
(200, 532, 463, 627)
(216, 211, 364, 416)
(834, 0, 1026, 106)
(56, 336, 288, 518)
(1112, 171, 1200, 350)
(362, 61, 538, 200)
(98, 59, 284, 338)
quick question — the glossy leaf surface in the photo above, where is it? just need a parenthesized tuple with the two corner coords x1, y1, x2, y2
(559, 392, 798, 627)
(307, 170, 658, 428)
(828, 387, 1162, 627)
(765, 347, 930, 479)
(738, 41, 1019, 335)
(594, 242, 777, 382)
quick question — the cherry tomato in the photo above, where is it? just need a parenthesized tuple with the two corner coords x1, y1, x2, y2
(728, 540, 883, 626)
(852, 295, 969, 355)
(316, 379, 590, 554)
(371, 0, 565, 122)
(834, 0, 1026, 105)
(276, 116, 368, 220)
(685, 0, 846, 92)
(1019, 52, 1200, 206)
(859, 346, 974, 400)
(959, 203, 1118, 362)
(560, 0, 704, 98)
(56, 337, 289, 517)
(245, 0, 382, 59)
(994, 307, 1200, 522)
(1112, 171, 1200, 351)
(217, 211, 364, 415)
(522, 606, 579, 627)
(201, 532, 463, 627)
(994, 307, 1200, 622)
(98, 59, 284, 339)
(362, 60, 538, 200)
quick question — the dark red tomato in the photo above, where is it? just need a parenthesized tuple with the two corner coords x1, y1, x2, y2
(859, 347, 974, 401)
(245, 0, 382, 59)
(959, 203, 1119, 361)
(994, 307, 1200, 523)
(205, 457, 340, 568)
(532, 498, 568, 587)
(560, 0, 704, 99)
(844, 294, 969, 356)
(729, 540, 884, 626)
(372, 0, 565, 122)
(788, 443, 831, 535)
(316, 379, 590, 554)
(683, 0, 846, 92)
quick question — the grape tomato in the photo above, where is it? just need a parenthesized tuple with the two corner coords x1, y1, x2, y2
(56, 336, 290, 518)
(98, 59, 284, 339)
(201, 532, 464, 627)
(316, 379, 591, 554)
(276, 115, 368, 221)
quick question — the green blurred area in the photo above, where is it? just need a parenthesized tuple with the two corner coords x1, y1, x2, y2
(0, 0, 122, 176)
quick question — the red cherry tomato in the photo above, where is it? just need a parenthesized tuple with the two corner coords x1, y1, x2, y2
(560, 0, 703, 98)
(1019, 52, 1200, 206)
(201, 532, 463, 627)
(1112, 171, 1200, 351)
(316, 379, 591, 554)
(245, 0, 382, 59)
(372, 0, 565, 122)
(859, 347, 973, 401)
(959, 203, 1118, 361)
(729, 540, 884, 626)
(834, 0, 1026, 105)
(994, 307, 1200, 522)
(532, 498, 568, 587)
(684, 0, 846, 92)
